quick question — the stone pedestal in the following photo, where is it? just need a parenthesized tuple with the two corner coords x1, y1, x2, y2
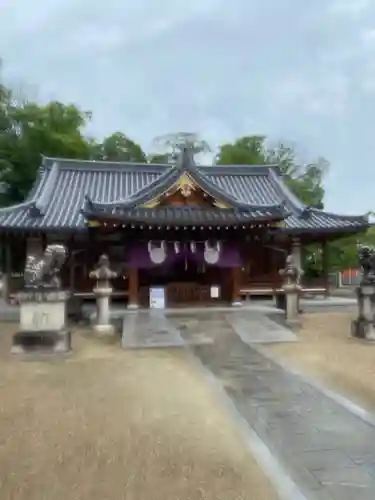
(93, 287, 114, 335)
(11, 290, 71, 355)
(283, 284, 301, 327)
(127, 303, 139, 310)
(351, 284, 375, 341)
(279, 254, 302, 328)
(231, 300, 243, 307)
(89, 255, 117, 335)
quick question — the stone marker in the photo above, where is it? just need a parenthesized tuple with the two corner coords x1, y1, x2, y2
(351, 244, 375, 340)
(89, 254, 117, 335)
(11, 244, 71, 354)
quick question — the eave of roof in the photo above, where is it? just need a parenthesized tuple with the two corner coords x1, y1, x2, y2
(277, 212, 370, 234)
(84, 205, 287, 227)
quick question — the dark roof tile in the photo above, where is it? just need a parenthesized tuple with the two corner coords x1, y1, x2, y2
(87, 205, 286, 226)
(0, 151, 368, 233)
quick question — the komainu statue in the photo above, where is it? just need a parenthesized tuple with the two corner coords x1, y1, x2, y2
(23, 244, 68, 289)
(357, 244, 375, 284)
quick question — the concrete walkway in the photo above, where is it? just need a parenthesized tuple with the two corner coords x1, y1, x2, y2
(188, 313, 375, 500)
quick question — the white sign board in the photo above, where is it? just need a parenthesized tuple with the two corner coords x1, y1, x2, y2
(210, 286, 220, 299)
(149, 287, 166, 309)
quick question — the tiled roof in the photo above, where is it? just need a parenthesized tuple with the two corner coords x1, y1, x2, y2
(0, 151, 369, 233)
(0, 160, 166, 230)
(87, 148, 281, 212)
(87, 205, 286, 226)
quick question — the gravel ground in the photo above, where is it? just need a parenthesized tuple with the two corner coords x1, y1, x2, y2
(264, 311, 375, 414)
(0, 325, 277, 500)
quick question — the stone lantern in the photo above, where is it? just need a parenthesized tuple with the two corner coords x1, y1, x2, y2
(351, 244, 375, 340)
(89, 254, 117, 334)
(279, 253, 302, 326)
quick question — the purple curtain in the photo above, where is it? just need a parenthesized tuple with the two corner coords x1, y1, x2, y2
(128, 241, 242, 269)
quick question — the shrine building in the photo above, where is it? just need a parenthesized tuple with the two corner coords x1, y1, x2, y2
(0, 148, 369, 307)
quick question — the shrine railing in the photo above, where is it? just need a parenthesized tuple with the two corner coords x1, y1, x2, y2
(240, 274, 328, 295)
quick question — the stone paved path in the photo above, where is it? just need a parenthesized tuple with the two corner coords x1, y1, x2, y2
(227, 311, 297, 343)
(121, 311, 213, 348)
(122, 311, 186, 348)
(183, 312, 375, 500)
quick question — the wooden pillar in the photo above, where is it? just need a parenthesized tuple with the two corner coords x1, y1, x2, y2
(70, 252, 75, 292)
(291, 237, 302, 271)
(322, 239, 329, 297)
(128, 266, 139, 309)
(2, 234, 11, 303)
(231, 267, 242, 306)
(269, 240, 279, 292)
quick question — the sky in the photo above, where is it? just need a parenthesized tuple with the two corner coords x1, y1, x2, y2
(0, 0, 375, 214)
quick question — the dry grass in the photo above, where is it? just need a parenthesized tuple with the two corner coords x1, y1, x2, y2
(0, 325, 277, 500)
(265, 311, 375, 413)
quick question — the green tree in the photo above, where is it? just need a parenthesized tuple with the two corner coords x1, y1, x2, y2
(327, 225, 375, 271)
(216, 135, 266, 166)
(216, 135, 328, 208)
(92, 132, 147, 162)
(148, 153, 170, 164)
(266, 143, 328, 209)
(0, 64, 12, 177)
(216, 135, 333, 276)
(1, 96, 93, 203)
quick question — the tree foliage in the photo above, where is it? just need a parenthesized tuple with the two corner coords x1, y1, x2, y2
(148, 153, 170, 164)
(92, 132, 147, 163)
(327, 227, 375, 270)
(1, 97, 93, 203)
(0, 83, 146, 202)
(216, 135, 327, 208)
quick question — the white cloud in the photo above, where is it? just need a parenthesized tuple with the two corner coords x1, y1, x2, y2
(360, 62, 375, 92)
(360, 28, 375, 50)
(269, 72, 349, 117)
(1, 0, 375, 213)
(327, 0, 371, 17)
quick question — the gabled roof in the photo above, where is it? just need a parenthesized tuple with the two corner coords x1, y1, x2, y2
(86, 148, 284, 213)
(0, 150, 369, 233)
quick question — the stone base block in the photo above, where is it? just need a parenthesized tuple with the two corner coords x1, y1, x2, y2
(93, 324, 115, 335)
(11, 329, 71, 355)
(351, 318, 375, 341)
(20, 297, 68, 332)
(285, 318, 301, 329)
